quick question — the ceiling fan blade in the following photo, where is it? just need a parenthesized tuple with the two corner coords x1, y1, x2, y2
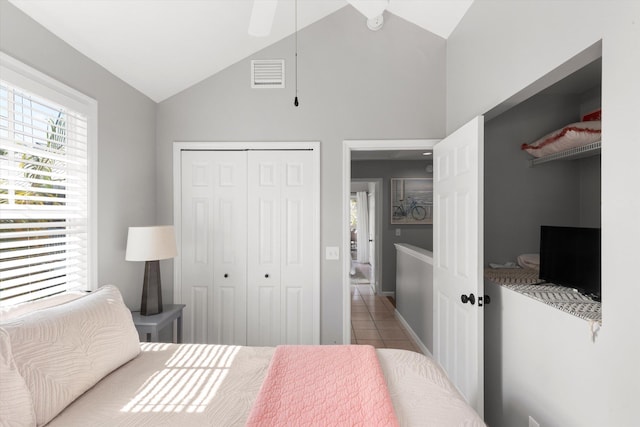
(248, 0, 279, 37)
(347, 0, 388, 19)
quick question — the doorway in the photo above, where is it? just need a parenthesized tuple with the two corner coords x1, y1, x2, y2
(341, 139, 439, 343)
(350, 179, 381, 296)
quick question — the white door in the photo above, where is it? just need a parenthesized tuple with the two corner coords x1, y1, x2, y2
(181, 151, 248, 345)
(246, 150, 315, 346)
(367, 191, 376, 290)
(433, 116, 484, 416)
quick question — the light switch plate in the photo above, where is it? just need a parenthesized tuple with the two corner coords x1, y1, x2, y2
(395, 228, 401, 236)
(325, 246, 339, 260)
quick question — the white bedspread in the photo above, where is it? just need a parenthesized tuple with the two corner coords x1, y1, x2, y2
(46, 344, 484, 426)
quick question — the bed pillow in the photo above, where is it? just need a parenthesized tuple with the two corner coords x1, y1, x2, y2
(521, 121, 601, 158)
(0, 285, 140, 426)
(0, 328, 37, 427)
(0, 290, 87, 322)
(582, 109, 601, 122)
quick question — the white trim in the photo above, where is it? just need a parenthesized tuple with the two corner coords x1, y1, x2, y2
(342, 139, 439, 344)
(87, 101, 98, 291)
(0, 52, 95, 114)
(0, 52, 99, 291)
(173, 141, 321, 344)
(394, 243, 434, 264)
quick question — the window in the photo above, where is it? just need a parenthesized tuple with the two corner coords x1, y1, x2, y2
(0, 53, 97, 306)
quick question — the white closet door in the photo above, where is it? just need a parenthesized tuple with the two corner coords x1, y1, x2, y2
(181, 151, 248, 344)
(247, 150, 315, 345)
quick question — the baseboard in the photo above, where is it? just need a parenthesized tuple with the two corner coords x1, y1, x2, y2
(394, 309, 432, 357)
(380, 291, 395, 298)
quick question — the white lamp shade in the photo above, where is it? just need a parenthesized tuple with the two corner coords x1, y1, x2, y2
(125, 226, 178, 261)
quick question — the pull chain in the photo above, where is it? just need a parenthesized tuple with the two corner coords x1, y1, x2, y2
(294, 0, 299, 107)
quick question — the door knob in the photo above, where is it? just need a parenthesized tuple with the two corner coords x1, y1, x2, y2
(224, 273, 228, 278)
(265, 274, 269, 278)
(461, 293, 476, 305)
(479, 295, 491, 307)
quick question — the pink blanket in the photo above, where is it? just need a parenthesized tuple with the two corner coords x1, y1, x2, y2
(246, 345, 399, 426)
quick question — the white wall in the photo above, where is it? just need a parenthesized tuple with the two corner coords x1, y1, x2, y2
(484, 280, 605, 427)
(0, 2, 158, 309)
(156, 6, 447, 344)
(448, 1, 640, 425)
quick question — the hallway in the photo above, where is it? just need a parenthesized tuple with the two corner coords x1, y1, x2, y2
(350, 263, 421, 353)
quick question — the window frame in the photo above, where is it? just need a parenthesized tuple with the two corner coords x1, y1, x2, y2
(0, 52, 98, 301)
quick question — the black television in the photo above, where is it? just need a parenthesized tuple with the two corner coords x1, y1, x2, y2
(539, 226, 601, 301)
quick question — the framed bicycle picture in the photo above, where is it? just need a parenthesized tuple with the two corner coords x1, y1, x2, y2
(390, 178, 433, 225)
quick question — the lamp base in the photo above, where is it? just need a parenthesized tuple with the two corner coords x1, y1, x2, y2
(141, 260, 163, 316)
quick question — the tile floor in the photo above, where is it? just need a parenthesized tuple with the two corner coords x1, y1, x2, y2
(350, 283, 421, 353)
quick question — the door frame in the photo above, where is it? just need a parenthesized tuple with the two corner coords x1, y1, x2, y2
(342, 139, 439, 344)
(173, 141, 321, 344)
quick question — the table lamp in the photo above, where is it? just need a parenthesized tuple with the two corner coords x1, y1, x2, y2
(125, 225, 177, 316)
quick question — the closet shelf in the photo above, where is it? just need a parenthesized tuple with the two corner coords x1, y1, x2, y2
(528, 140, 601, 167)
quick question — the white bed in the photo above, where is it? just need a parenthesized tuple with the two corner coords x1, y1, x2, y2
(0, 286, 484, 427)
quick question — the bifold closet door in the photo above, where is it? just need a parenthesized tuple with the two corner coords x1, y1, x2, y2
(181, 151, 248, 345)
(247, 150, 315, 346)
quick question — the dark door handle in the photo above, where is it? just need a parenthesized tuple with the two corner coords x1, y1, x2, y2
(265, 274, 269, 278)
(461, 293, 476, 305)
(479, 295, 491, 307)
(224, 273, 228, 278)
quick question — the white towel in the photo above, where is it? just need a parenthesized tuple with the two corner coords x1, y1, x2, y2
(489, 261, 519, 269)
(517, 253, 540, 270)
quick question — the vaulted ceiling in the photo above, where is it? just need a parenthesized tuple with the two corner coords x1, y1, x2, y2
(9, 0, 473, 102)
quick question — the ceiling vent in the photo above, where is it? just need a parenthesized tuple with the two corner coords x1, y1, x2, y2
(251, 59, 285, 88)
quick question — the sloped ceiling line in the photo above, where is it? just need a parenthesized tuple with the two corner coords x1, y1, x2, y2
(8, 0, 473, 103)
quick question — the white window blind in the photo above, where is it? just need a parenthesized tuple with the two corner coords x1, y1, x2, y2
(1, 58, 93, 307)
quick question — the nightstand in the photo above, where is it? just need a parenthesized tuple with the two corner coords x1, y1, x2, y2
(131, 304, 185, 343)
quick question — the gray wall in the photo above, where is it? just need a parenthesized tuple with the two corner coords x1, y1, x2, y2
(484, 90, 601, 265)
(449, 1, 640, 426)
(351, 160, 433, 293)
(156, 7, 446, 344)
(395, 245, 433, 353)
(0, 2, 158, 309)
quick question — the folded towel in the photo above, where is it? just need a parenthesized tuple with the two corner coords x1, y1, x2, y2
(489, 262, 519, 269)
(517, 253, 540, 270)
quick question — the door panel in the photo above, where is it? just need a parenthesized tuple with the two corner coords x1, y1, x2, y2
(433, 116, 484, 416)
(190, 286, 209, 343)
(279, 152, 314, 344)
(247, 150, 314, 346)
(181, 151, 247, 345)
(285, 199, 302, 264)
(255, 286, 279, 346)
(247, 153, 281, 346)
(285, 287, 302, 343)
(181, 148, 316, 347)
